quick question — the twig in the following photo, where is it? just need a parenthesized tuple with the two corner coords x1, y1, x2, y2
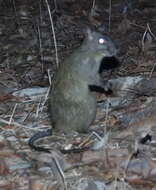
(52, 156, 67, 190)
(9, 103, 18, 125)
(48, 69, 52, 85)
(149, 62, 156, 79)
(39, 86, 50, 113)
(92, 0, 96, 9)
(142, 23, 156, 52)
(108, 0, 112, 32)
(147, 23, 156, 39)
(44, 0, 59, 68)
(104, 99, 110, 133)
(0, 118, 43, 131)
(37, 21, 44, 72)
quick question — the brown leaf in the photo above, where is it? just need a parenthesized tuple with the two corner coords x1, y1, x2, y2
(127, 177, 155, 188)
(0, 94, 17, 102)
(30, 179, 60, 190)
(0, 159, 10, 175)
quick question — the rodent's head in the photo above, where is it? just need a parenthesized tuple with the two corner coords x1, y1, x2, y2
(82, 29, 117, 57)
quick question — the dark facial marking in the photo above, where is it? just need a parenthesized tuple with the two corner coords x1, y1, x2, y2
(98, 56, 120, 74)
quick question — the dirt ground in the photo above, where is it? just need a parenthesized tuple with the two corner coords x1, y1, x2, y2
(0, 0, 156, 189)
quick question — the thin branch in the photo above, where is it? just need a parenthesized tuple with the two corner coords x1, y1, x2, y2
(44, 0, 59, 68)
(108, 0, 112, 32)
(9, 103, 18, 125)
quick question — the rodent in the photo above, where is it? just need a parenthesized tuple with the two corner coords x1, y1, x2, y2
(28, 29, 119, 153)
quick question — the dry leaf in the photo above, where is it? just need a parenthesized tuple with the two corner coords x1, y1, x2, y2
(0, 159, 10, 175)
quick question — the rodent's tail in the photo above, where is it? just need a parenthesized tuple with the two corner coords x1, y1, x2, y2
(28, 128, 52, 153)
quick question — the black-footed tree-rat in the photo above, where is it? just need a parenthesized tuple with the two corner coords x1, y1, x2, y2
(29, 29, 119, 152)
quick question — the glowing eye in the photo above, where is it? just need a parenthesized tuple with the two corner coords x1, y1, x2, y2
(99, 38, 105, 44)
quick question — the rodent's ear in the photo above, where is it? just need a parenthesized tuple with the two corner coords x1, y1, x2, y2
(85, 28, 94, 41)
